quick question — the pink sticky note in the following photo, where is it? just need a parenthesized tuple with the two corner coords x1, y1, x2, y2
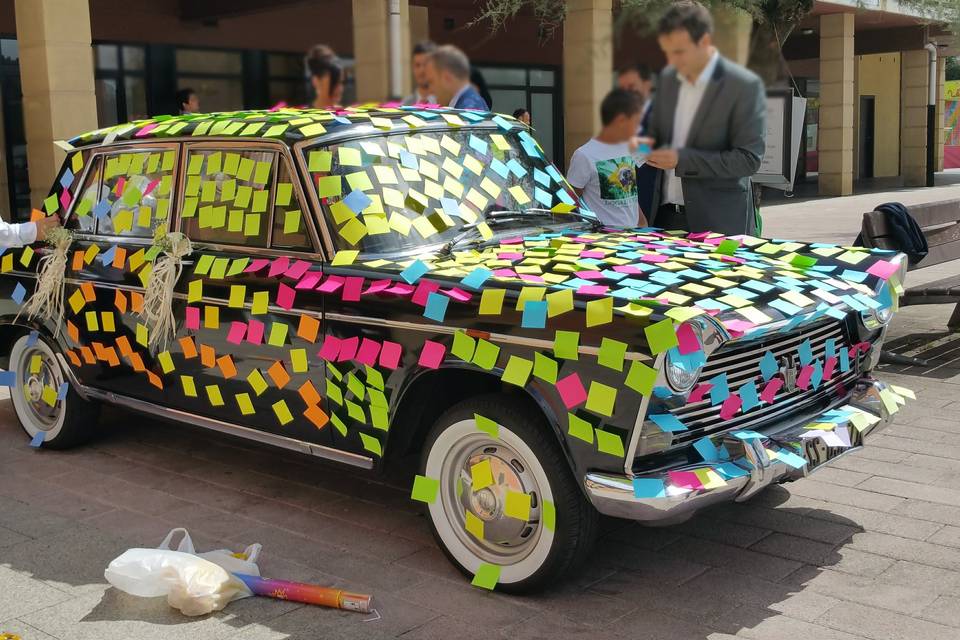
(418, 340, 446, 369)
(723, 319, 756, 333)
(501, 236, 523, 244)
(226, 321, 247, 345)
(613, 265, 645, 274)
(114, 176, 126, 196)
(379, 341, 402, 369)
(866, 260, 899, 280)
(676, 323, 700, 355)
(492, 269, 516, 278)
(797, 365, 814, 390)
(317, 336, 342, 362)
(577, 285, 609, 296)
(276, 283, 296, 310)
(337, 336, 359, 362)
(823, 356, 838, 381)
(355, 338, 381, 366)
(185, 306, 200, 330)
(668, 470, 702, 490)
(555, 373, 588, 409)
(295, 273, 322, 290)
(719, 394, 742, 420)
(579, 251, 605, 259)
(246, 319, 264, 344)
(317, 275, 345, 293)
(363, 279, 391, 295)
(135, 123, 157, 137)
(385, 282, 415, 296)
(575, 271, 605, 280)
(760, 378, 783, 403)
(341, 277, 363, 302)
(285, 260, 311, 280)
(518, 274, 544, 284)
(143, 178, 160, 197)
(444, 287, 472, 302)
(498, 252, 524, 260)
(688, 383, 713, 403)
(59, 189, 72, 210)
(412, 281, 440, 306)
(244, 258, 271, 274)
(268, 256, 290, 278)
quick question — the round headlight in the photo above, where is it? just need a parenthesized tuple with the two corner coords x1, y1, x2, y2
(861, 282, 895, 329)
(664, 323, 705, 393)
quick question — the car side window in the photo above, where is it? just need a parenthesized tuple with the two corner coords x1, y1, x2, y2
(96, 148, 177, 237)
(68, 155, 103, 233)
(180, 148, 275, 248)
(270, 159, 312, 252)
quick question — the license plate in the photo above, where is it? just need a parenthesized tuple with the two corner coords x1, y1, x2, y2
(802, 429, 863, 471)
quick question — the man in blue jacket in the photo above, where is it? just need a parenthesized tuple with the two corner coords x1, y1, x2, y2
(428, 45, 489, 110)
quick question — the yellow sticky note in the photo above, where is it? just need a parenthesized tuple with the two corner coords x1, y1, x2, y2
(471, 459, 494, 491)
(187, 279, 203, 303)
(29, 354, 42, 374)
(236, 393, 255, 415)
(508, 185, 531, 205)
(228, 285, 246, 308)
(181, 375, 198, 397)
(204, 305, 219, 329)
(251, 291, 269, 314)
(586, 297, 613, 327)
(158, 351, 175, 374)
(267, 322, 288, 347)
(479, 289, 506, 315)
(247, 369, 268, 396)
(465, 511, 484, 540)
(546, 289, 574, 317)
(290, 348, 308, 373)
(339, 147, 362, 167)
(135, 322, 148, 347)
(272, 399, 294, 425)
(504, 491, 531, 521)
(206, 384, 224, 407)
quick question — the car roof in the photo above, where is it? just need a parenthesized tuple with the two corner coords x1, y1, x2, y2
(67, 104, 522, 150)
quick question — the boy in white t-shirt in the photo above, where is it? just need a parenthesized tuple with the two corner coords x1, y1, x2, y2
(567, 88, 647, 228)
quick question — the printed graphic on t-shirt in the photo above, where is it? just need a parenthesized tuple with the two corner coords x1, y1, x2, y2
(596, 156, 637, 202)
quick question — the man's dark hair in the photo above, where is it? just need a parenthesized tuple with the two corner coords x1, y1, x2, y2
(617, 63, 652, 82)
(176, 88, 195, 109)
(412, 40, 436, 56)
(512, 108, 529, 119)
(600, 88, 642, 126)
(305, 44, 343, 89)
(657, 1, 714, 43)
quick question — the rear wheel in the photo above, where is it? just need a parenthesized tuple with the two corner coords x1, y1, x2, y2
(9, 333, 100, 449)
(420, 394, 598, 592)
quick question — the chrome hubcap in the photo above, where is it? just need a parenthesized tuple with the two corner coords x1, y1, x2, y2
(18, 346, 63, 429)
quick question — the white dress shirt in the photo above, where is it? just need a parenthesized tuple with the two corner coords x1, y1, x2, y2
(664, 50, 719, 206)
(0, 220, 36, 247)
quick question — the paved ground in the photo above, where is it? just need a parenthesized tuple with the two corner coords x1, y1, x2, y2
(3, 187, 960, 639)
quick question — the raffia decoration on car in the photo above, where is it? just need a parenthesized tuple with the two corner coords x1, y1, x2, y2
(18, 226, 73, 334)
(141, 229, 192, 351)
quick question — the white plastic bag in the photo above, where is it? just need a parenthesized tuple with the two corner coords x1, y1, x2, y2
(104, 528, 261, 616)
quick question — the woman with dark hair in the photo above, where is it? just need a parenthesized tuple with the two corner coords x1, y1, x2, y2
(512, 108, 531, 125)
(305, 44, 344, 108)
(469, 68, 492, 110)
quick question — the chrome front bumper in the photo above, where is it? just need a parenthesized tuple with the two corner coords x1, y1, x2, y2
(584, 378, 899, 524)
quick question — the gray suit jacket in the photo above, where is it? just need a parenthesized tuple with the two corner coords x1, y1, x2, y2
(647, 55, 766, 236)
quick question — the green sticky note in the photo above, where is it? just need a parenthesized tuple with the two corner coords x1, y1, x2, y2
(346, 373, 365, 400)
(326, 379, 343, 405)
(625, 360, 657, 396)
(504, 491, 531, 521)
(187, 154, 204, 175)
(472, 339, 500, 370)
(644, 319, 678, 355)
(554, 330, 579, 360)
(471, 459, 494, 490)
(533, 352, 558, 383)
(474, 413, 499, 438)
(501, 355, 532, 387)
(276, 182, 293, 206)
(206, 151, 222, 174)
(471, 563, 500, 590)
(194, 254, 214, 275)
(359, 432, 383, 456)
(209, 257, 228, 279)
(237, 157, 254, 181)
(308, 150, 332, 172)
(595, 429, 625, 457)
(791, 253, 817, 269)
(290, 348, 308, 373)
(451, 330, 476, 361)
(715, 239, 740, 255)
(267, 322, 288, 347)
(586, 382, 616, 417)
(411, 475, 439, 504)
(542, 500, 556, 531)
(568, 413, 594, 443)
(200, 180, 216, 203)
(317, 175, 342, 198)
(283, 209, 301, 234)
(586, 297, 613, 327)
(234, 185, 252, 208)
(479, 289, 506, 315)
(345, 171, 374, 191)
(244, 213, 261, 236)
(182, 196, 198, 218)
(339, 146, 362, 166)
(598, 338, 627, 372)
(253, 160, 272, 185)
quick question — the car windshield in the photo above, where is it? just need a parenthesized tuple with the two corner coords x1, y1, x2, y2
(301, 126, 583, 254)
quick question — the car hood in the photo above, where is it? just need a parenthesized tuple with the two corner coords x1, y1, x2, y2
(343, 227, 905, 337)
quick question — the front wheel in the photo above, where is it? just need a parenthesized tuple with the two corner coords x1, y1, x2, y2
(420, 394, 598, 592)
(9, 332, 100, 449)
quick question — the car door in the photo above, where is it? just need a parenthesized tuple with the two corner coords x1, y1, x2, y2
(172, 141, 333, 446)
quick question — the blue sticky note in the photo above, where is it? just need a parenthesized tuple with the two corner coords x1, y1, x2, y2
(93, 200, 111, 218)
(708, 373, 730, 406)
(798, 338, 813, 366)
(732, 430, 764, 441)
(490, 158, 509, 179)
(693, 437, 720, 462)
(770, 298, 803, 317)
(60, 169, 74, 189)
(423, 292, 449, 322)
(715, 462, 750, 479)
(652, 386, 673, 399)
(774, 449, 808, 469)
(840, 347, 851, 372)
(649, 413, 687, 432)
(343, 189, 372, 214)
(399, 151, 419, 170)
(521, 300, 547, 329)
(760, 350, 778, 381)
(0, 370, 16, 387)
(440, 197, 461, 219)
(98, 244, 117, 266)
(534, 187, 553, 207)
(810, 360, 823, 389)
(739, 381, 760, 411)
(506, 159, 527, 178)
(400, 260, 430, 284)
(56, 381, 69, 400)
(468, 135, 488, 155)
(492, 115, 514, 131)
(633, 478, 666, 498)
(30, 431, 45, 447)
(824, 338, 837, 360)
(461, 267, 492, 290)
(26, 330, 38, 347)
(11, 282, 26, 305)
(533, 168, 551, 187)
(546, 165, 564, 183)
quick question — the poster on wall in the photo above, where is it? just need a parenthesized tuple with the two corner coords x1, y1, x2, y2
(754, 89, 807, 193)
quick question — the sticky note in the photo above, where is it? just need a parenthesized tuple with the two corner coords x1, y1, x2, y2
(521, 300, 547, 329)
(451, 330, 476, 361)
(556, 373, 588, 409)
(649, 413, 687, 432)
(533, 352, 558, 383)
(554, 330, 579, 360)
(475, 413, 499, 438)
(625, 360, 656, 396)
(472, 339, 499, 370)
(585, 297, 613, 327)
(595, 430, 624, 457)
(645, 319, 678, 354)
(479, 288, 506, 315)
(501, 355, 533, 387)
(465, 511, 484, 540)
(411, 475, 439, 503)
(423, 292, 449, 322)
(598, 338, 627, 371)
(504, 491, 531, 521)
(471, 563, 500, 590)
(633, 478, 666, 498)
(471, 459, 494, 490)
(418, 340, 446, 368)
(586, 382, 616, 417)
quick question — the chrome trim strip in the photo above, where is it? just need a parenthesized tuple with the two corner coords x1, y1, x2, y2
(78, 383, 374, 469)
(624, 351, 665, 475)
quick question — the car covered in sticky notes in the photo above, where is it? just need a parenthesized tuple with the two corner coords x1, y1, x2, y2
(0, 105, 912, 592)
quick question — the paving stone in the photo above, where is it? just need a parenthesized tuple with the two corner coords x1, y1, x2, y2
(787, 479, 908, 513)
(0, 619, 59, 640)
(0, 566, 72, 622)
(871, 434, 960, 461)
(749, 532, 837, 565)
(673, 515, 772, 548)
(858, 476, 960, 507)
(926, 525, 960, 549)
(902, 452, 960, 475)
(817, 601, 958, 640)
(715, 503, 861, 545)
(403, 578, 536, 630)
(892, 498, 960, 527)
(848, 531, 960, 571)
(659, 535, 803, 582)
(0, 524, 30, 548)
(809, 467, 873, 488)
(829, 455, 945, 485)
(917, 595, 960, 628)
(715, 609, 870, 640)
(592, 540, 709, 586)
(878, 560, 960, 597)
(787, 567, 939, 615)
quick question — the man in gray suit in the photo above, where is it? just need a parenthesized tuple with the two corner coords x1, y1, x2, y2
(644, 1, 766, 236)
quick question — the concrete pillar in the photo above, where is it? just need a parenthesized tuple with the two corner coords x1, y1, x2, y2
(712, 6, 752, 66)
(351, 0, 411, 102)
(15, 0, 98, 208)
(900, 49, 930, 187)
(410, 5, 429, 47)
(818, 13, 855, 196)
(563, 0, 612, 163)
(936, 55, 945, 172)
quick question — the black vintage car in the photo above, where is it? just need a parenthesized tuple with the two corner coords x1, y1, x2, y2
(0, 105, 910, 591)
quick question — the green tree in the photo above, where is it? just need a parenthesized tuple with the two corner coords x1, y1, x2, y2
(947, 56, 960, 81)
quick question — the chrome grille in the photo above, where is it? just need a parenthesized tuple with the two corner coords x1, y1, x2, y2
(670, 320, 858, 444)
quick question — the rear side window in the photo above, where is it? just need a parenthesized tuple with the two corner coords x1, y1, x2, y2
(180, 148, 275, 248)
(95, 149, 177, 237)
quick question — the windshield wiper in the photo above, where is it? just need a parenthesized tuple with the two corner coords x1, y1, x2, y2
(494, 208, 603, 230)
